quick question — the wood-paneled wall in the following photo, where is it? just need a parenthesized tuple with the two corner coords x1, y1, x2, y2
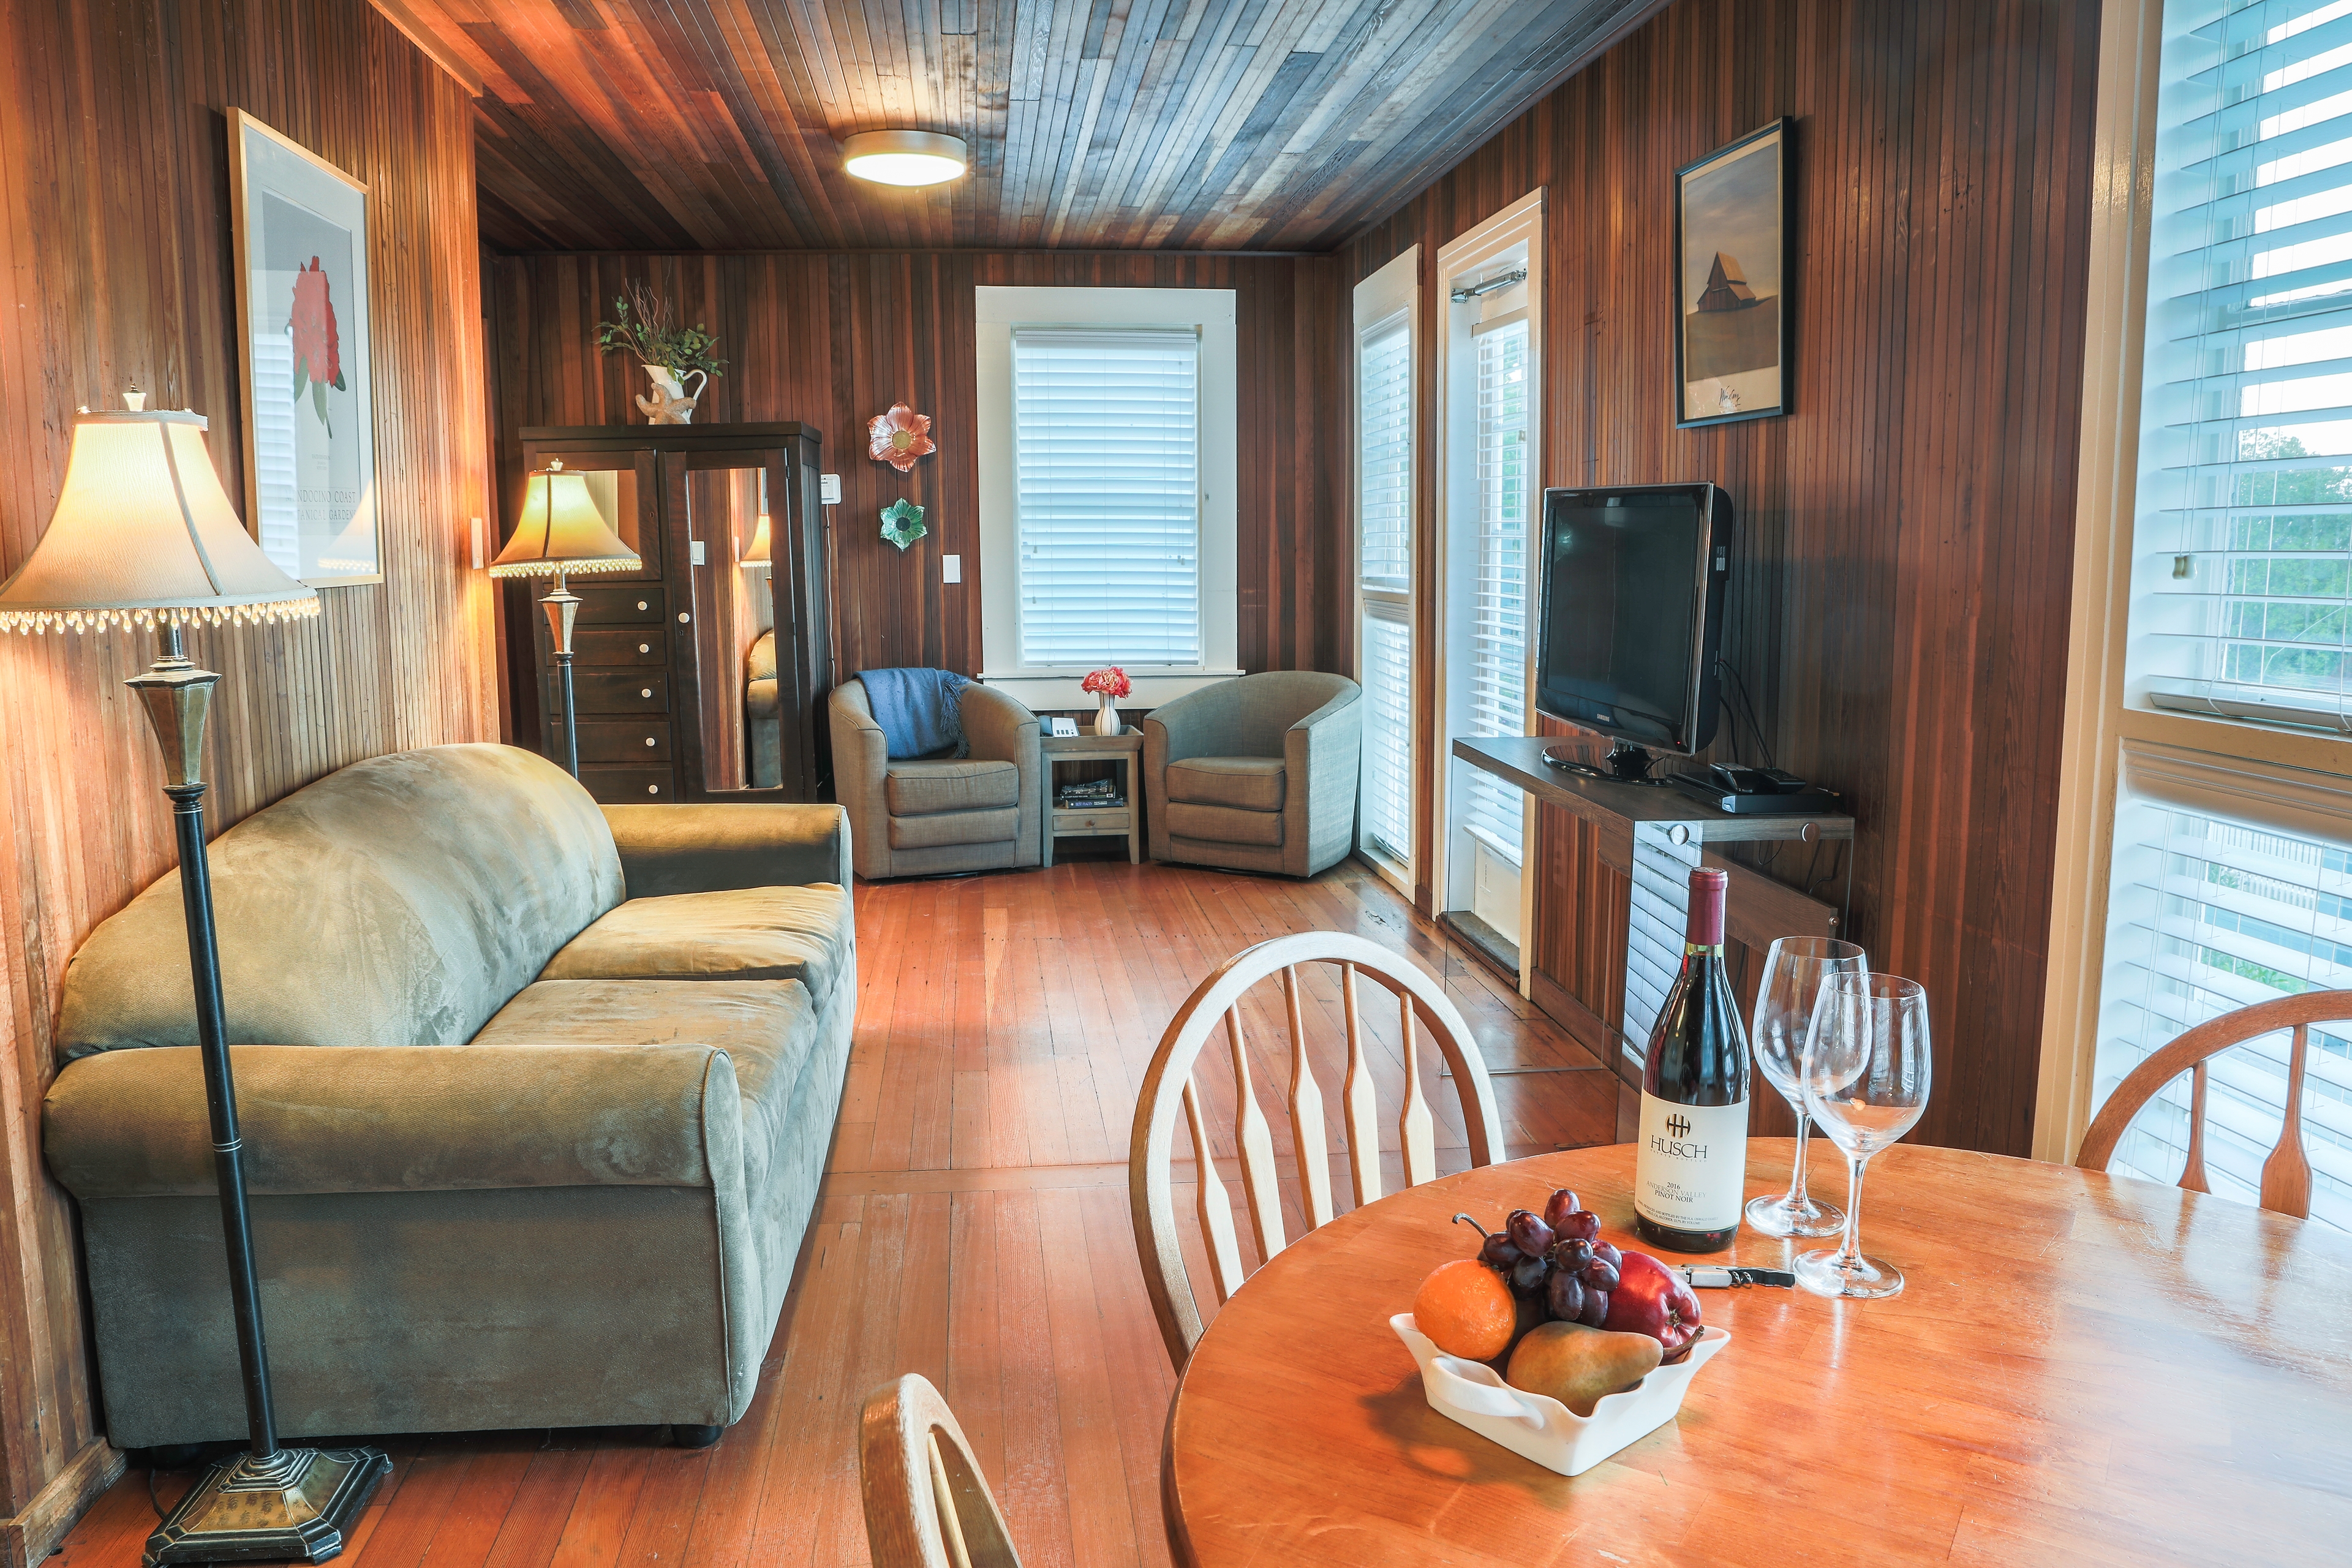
(0, 0, 492, 1532)
(487, 250, 1344, 720)
(1344, 0, 2100, 1156)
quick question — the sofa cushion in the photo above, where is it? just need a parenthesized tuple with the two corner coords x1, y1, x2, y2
(886, 759, 1019, 815)
(889, 806, 1022, 849)
(1166, 799, 1284, 847)
(540, 885, 852, 1012)
(473, 978, 814, 1207)
(1166, 756, 1287, 812)
(56, 744, 622, 1059)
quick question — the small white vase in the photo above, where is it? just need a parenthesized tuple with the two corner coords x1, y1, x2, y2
(1093, 693, 1121, 736)
(638, 364, 708, 424)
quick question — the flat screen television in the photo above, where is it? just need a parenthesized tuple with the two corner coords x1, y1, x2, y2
(1531, 482, 1733, 764)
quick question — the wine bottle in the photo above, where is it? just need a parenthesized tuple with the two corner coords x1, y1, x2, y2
(1632, 866, 1749, 1253)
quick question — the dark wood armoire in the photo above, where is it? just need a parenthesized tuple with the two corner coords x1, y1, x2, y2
(508, 423, 833, 804)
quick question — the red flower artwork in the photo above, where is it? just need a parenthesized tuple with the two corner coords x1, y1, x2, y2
(869, 404, 936, 472)
(289, 256, 344, 431)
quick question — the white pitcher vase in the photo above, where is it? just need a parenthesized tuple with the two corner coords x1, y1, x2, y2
(638, 364, 708, 424)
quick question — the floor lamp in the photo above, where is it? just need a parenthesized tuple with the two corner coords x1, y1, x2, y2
(488, 461, 641, 777)
(0, 402, 391, 1564)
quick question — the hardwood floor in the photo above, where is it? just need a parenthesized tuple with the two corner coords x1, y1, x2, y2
(54, 858, 1617, 1567)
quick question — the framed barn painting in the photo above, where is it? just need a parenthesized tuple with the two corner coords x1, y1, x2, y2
(1674, 119, 1792, 429)
(228, 109, 380, 586)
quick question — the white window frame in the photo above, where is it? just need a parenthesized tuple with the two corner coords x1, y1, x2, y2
(1355, 247, 1421, 897)
(2043, 0, 2352, 1159)
(1434, 189, 1544, 989)
(976, 286, 1242, 708)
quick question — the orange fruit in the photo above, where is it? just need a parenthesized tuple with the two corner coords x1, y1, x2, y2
(1412, 1259, 1516, 1361)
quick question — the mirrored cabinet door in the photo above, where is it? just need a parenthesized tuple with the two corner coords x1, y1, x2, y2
(514, 423, 832, 805)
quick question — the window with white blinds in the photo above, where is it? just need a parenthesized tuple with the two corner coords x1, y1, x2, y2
(2135, 0, 2352, 730)
(1359, 307, 1415, 867)
(1463, 315, 1531, 858)
(1012, 328, 1201, 667)
(2097, 747, 2352, 1230)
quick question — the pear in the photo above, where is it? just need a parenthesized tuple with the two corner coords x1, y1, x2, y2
(1504, 1321, 1664, 1416)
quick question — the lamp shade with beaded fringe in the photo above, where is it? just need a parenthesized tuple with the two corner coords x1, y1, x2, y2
(489, 466, 640, 578)
(0, 409, 319, 633)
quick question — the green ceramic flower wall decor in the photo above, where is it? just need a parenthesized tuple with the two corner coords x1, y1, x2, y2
(880, 498, 927, 550)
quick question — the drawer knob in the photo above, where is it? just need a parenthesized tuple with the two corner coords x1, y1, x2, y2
(648, 785, 660, 795)
(677, 612, 690, 624)
(637, 600, 649, 611)
(644, 737, 657, 748)
(641, 687, 652, 698)
(638, 643, 650, 653)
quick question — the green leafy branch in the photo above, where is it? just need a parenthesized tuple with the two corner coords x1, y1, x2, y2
(595, 281, 728, 379)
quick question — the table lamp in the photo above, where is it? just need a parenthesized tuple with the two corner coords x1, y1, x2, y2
(740, 507, 772, 571)
(0, 399, 390, 1564)
(489, 461, 641, 777)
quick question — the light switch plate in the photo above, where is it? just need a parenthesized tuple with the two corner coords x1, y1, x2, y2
(690, 539, 707, 565)
(943, 554, 962, 583)
(470, 517, 484, 570)
(820, 473, 842, 505)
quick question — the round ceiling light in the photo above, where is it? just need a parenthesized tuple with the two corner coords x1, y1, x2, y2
(841, 130, 968, 187)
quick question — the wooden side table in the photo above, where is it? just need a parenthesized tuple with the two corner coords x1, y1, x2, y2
(1042, 726, 1142, 866)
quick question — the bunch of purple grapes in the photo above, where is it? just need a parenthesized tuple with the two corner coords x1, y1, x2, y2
(1475, 1188, 1623, 1328)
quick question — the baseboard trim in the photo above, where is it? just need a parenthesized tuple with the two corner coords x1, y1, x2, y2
(1, 1437, 127, 1567)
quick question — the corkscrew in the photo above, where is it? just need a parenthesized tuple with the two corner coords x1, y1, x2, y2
(1676, 1266, 1796, 1289)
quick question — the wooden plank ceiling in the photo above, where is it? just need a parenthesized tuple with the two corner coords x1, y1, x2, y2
(388, 0, 1657, 251)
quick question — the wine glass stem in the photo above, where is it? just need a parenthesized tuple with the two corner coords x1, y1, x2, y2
(1783, 1095, 1812, 1207)
(1837, 1153, 1869, 1272)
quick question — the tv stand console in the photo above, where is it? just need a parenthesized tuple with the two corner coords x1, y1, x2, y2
(1449, 734, 1855, 1088)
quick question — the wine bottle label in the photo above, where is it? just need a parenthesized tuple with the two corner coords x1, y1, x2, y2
(1633, 1091, 1749, 1233)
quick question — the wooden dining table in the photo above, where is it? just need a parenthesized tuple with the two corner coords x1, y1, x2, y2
(1161, 1140, 2352, 1565)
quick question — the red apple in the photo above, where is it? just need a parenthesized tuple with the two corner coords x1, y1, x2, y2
(1600, 1250, 1702, 1351)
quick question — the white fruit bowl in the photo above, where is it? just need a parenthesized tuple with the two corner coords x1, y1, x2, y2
(1390, 1313, 1730, 1477)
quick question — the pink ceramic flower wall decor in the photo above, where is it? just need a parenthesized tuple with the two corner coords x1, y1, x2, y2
(869, 404, 937, 472)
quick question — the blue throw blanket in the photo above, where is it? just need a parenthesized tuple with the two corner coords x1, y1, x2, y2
(858, 667, 973, 760)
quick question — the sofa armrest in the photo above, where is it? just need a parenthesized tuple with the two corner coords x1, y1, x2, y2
(1284, 687, 1363, 875)
(43, 1043, 742, 1199)
(603, 802, 850, 894)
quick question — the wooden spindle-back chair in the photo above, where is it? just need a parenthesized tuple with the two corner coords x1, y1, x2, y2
(2074, 989, 2346, 1219)
(1129, 932, 1504, 1366)
(860, 1374, 1022, 1568)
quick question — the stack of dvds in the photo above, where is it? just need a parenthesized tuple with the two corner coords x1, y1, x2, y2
(1056, 777, 1123, 809)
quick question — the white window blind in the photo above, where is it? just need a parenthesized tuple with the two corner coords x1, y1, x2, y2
(1362, 608, 1414, 862)
(1012, 328, 1201, 667)
(2136, 0, 2352, 731)
(1360, 320, 1413, 588)
(1359, 311, 1415, 869)
(251, 328, 300, 576)
(2097, 745, 2352, 1230)
(1463, 315, 1531, 858)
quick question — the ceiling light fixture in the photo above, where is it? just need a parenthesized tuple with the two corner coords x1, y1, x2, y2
(841, 130, 968, 187)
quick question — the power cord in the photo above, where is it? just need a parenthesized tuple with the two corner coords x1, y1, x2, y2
(1714, 656, 1775, 769)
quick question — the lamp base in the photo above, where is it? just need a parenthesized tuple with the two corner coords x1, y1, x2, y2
(144, 1446, 391, 1566)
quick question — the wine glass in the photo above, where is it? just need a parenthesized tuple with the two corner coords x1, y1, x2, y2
(1743, 936, 1867, 1238)
(1794, 972, 1931, 1300)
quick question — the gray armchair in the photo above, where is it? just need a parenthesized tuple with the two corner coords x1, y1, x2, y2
(829, 678, 1042, 879)
(1144, 671, 1362, 877)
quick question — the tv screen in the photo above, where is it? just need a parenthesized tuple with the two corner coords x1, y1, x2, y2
(1532, 483, 1732, 756)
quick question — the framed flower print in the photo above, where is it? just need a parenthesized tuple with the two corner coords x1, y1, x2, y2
(228, 110, 380, 586)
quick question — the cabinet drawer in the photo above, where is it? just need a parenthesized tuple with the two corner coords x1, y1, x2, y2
(579, 763, 677, 804)
(575, 718, 672, 763)
(573, 628, 666, 666)
(1053, 809, 1133, 835)
(563, 669, 669, 716)
(573, 584, 665, 625)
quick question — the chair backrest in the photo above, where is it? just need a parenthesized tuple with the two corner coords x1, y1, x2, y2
(859, 1374, 1022, 1568)
(1129, 931, 1504, 1365)
(2074, 989, 2346, 1219)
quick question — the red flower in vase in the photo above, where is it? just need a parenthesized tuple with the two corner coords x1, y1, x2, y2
(869, 404, 936, 472)
(1082, 666, 1131, 699)
(288, 257, 344, 430)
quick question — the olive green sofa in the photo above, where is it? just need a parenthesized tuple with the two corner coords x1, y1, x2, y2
(41, 743, 855, 1449)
